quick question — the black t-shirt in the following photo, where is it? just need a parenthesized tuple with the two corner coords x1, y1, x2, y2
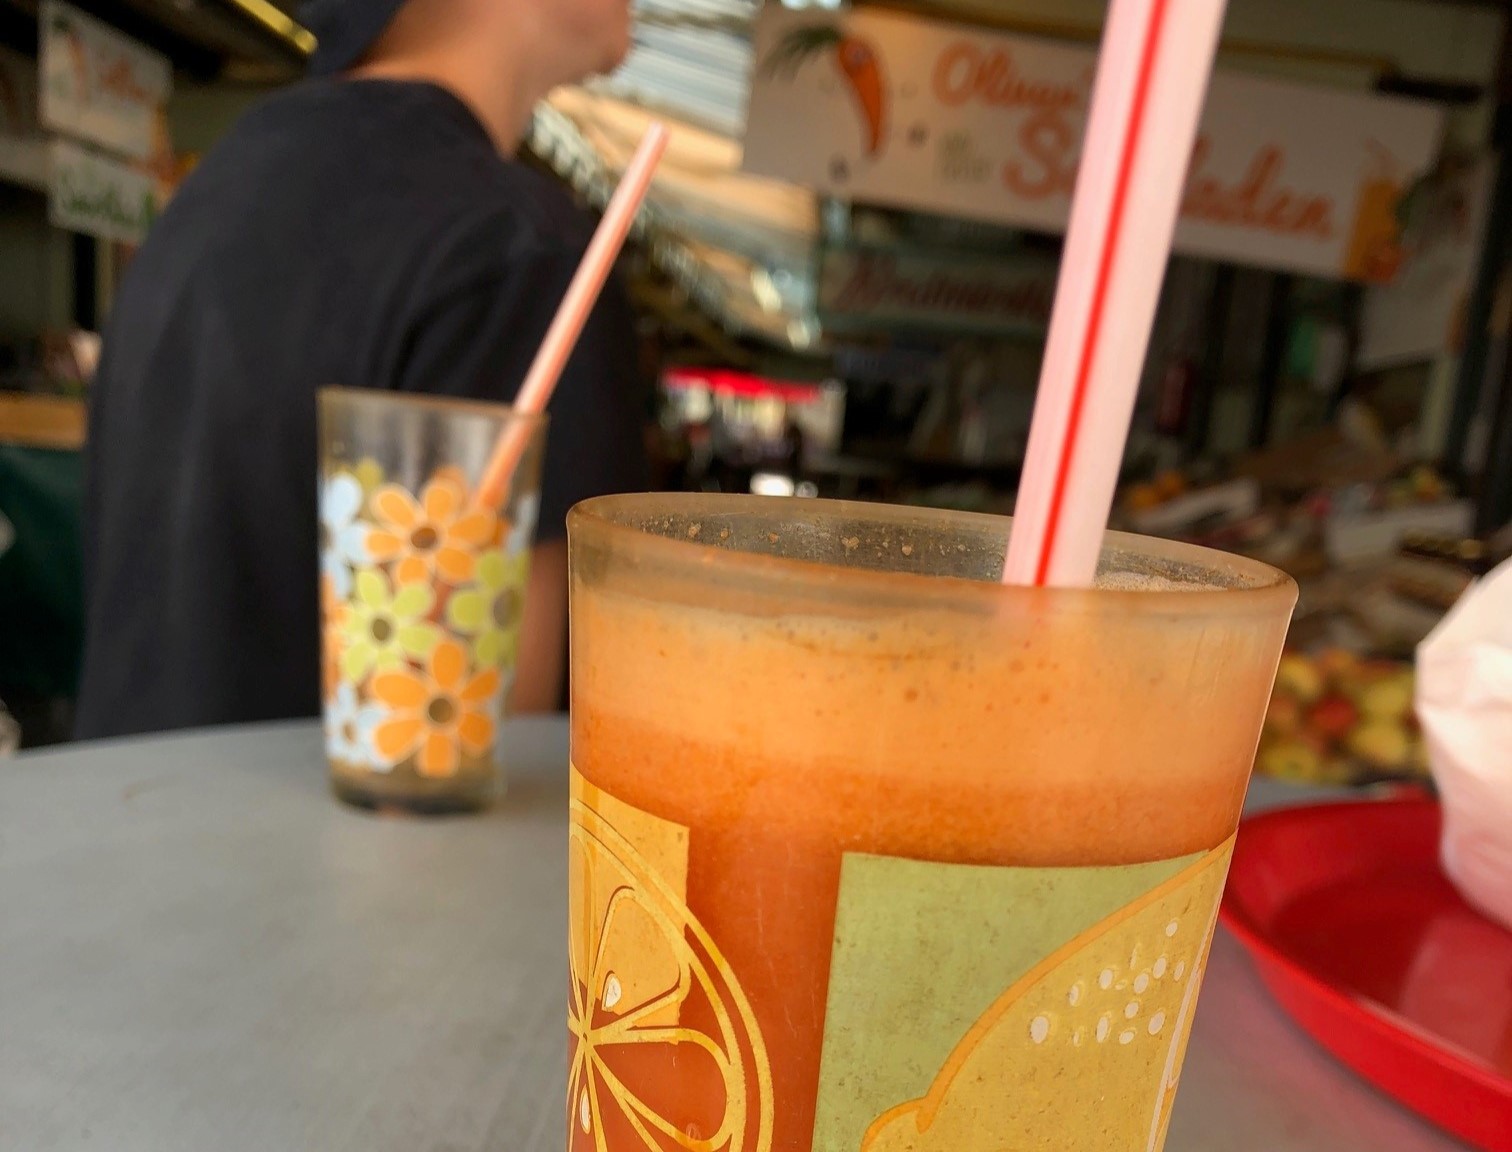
(75, 79, 647, 740)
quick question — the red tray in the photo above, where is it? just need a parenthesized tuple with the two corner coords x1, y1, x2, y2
(1221, 797, 1512, 1152)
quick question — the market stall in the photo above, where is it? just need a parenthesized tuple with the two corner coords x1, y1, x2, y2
(0, 0, 1506, 1146)
(534, 7, 1512, 1142)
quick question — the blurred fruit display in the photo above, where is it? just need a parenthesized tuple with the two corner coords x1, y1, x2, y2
(1257, 649, 1428, 786)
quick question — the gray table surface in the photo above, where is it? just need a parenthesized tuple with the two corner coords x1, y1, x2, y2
(1, 719, 1469, 1152)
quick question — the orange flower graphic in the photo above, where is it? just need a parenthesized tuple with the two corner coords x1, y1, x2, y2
(320, 573, 349, 702)
(365, 475, 497, 586)
(369, 639, 501, 777)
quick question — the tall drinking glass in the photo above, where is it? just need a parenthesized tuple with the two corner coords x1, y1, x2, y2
(567, 493, 1295, 1152)
(318, 387, 546, 814)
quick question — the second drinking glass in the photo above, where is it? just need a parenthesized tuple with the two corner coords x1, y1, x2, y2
(318, 387, 546, 813)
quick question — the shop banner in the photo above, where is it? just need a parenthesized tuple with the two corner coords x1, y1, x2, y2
(743, 7, 1445, 283)
(1358, 153, 1495, 370)
(49, 137, 156, 244)
(40, 0, 169, 161)
(819, 243, 1056, 336)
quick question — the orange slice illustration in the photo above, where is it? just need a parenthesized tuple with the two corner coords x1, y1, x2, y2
(861, 839, 1234, 1152)
(569, 772, 773, 1152)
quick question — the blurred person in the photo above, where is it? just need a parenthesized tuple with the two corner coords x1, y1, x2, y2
(75, 0, 645, 738)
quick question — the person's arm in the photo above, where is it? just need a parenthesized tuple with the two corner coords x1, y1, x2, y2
(512, 536, 567, 713)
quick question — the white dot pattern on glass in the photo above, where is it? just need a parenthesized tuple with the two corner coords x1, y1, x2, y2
(1046, 941, 1202, 1057)
(579, 1089, 591, 1133)
(977, 842, 1230, 1077)
(602, 972, 622, 1011)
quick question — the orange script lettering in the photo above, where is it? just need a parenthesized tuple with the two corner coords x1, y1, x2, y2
(934, 43, 1082, 111)
(1182, 139, 1334, 240)
(1003, 109, 1077, 199)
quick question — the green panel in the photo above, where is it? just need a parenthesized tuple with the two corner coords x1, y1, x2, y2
(0, 444, 84, 695)
(811, 849, 1204, 1152)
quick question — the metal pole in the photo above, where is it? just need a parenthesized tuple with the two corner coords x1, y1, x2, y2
(1444, 157, 1512, 475)
(1477, 330, 1512, 532)
(1186, 265, 1235, 459)
(1247, 273, 1292, 448)
(1443, 15, 1512, 477)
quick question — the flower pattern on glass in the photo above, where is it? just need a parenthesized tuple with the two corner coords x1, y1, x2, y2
(353, 456, 385, 496)
(320, 574, 350, 702)
(365, 475, 497, 587)
(324, 681, 387, 770)
(320, 450, 534, 797)
(446, 549, 530, 670)
(341, 568, 441, 683)
(319, 472, 371, 599)
(369, 639, 501, 777)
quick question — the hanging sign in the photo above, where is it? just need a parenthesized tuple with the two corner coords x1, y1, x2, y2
(40, 0, 170, 161)
(1358, 154, 1495, 370)
(743, 6, 1445, 282)
(49, 137, 156, 244)
(819, 242, 1056, 336)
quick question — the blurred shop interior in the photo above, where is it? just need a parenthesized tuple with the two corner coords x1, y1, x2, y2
(3, 0, 1512, 779)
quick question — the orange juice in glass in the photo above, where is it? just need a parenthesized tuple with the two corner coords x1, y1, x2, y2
(567, 493, 1294, 1152)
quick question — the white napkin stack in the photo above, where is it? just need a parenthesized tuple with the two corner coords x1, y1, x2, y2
(1417, 557, 1512, 931)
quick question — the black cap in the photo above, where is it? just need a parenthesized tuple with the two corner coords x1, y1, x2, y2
(301, 0, 409, 76)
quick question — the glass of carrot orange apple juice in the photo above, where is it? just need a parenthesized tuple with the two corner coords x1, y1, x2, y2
(566, 492, 1295, 1152)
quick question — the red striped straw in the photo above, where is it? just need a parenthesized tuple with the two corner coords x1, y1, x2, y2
(1003, 0, 1226, 587)
(476, 122, 671, 509)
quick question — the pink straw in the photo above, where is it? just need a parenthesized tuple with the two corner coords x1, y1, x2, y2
(1003, 0, 1226, 588)
(476, 122, 671, 508)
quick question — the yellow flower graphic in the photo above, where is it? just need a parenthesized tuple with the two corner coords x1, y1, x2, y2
(447, 550, 531, 669)
(341, 567, 441, 683)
